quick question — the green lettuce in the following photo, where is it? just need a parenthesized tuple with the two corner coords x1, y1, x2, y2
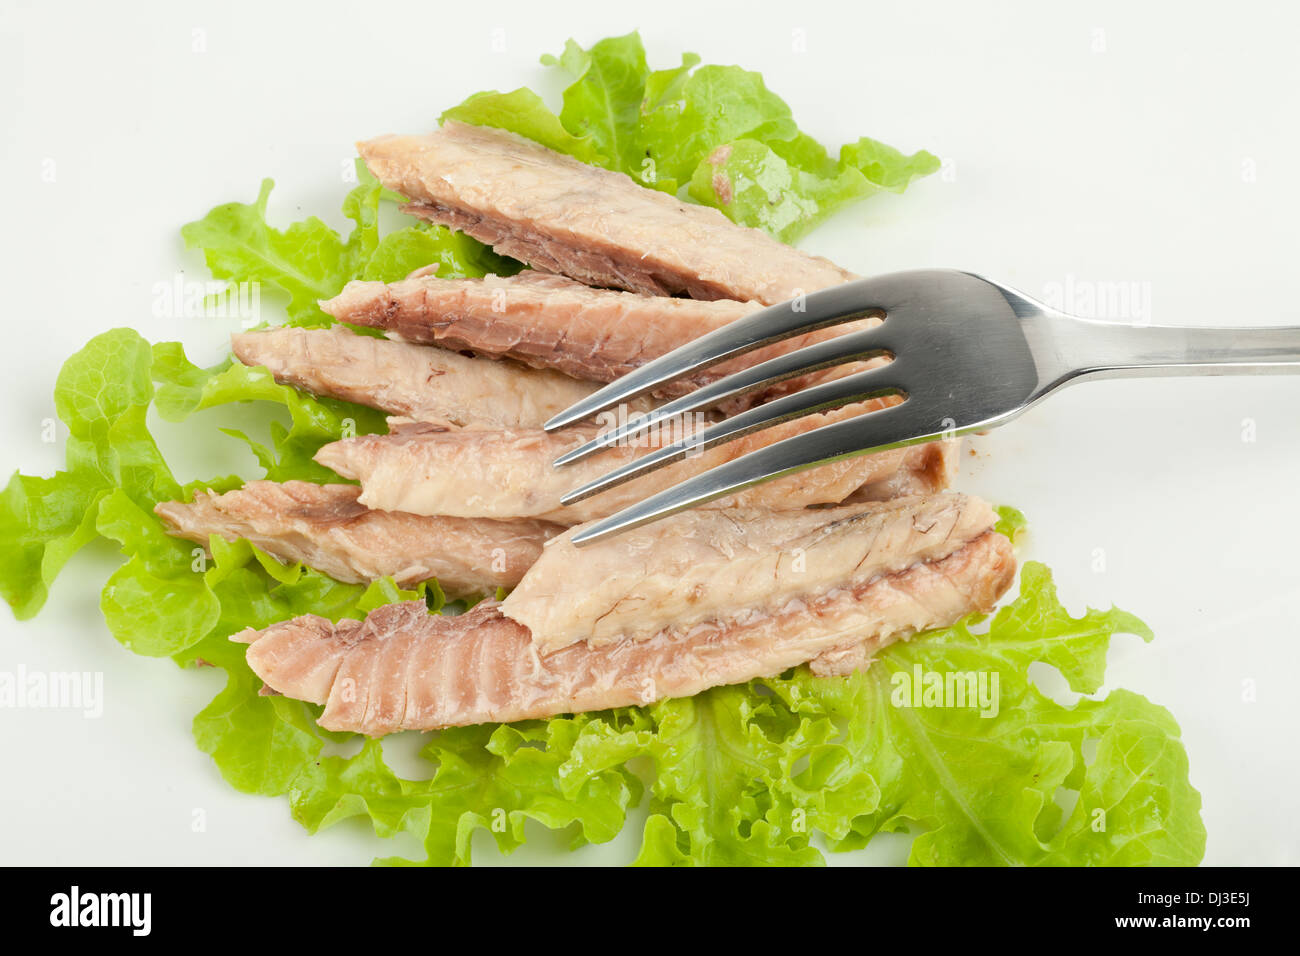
(994, 504, 1029, 543)
(0, 33, 1204, 867)
(445, 31, 939, 241)
(0, 329, 176, 619)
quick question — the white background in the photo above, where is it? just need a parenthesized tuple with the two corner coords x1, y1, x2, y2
(1, 0, 1297, 866)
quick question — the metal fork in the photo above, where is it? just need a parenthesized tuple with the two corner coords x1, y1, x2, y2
(544, 269, 1300, 545)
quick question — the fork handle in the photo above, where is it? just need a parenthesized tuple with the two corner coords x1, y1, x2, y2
(1059, 320, 1300, 381)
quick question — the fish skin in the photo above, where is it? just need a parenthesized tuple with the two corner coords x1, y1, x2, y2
(230, 325, 601, 429)
(503, 493, 998, 653)
(233, 530, 1016, 734)
(357, 122, 857, 305)
(313, 409, 958, 525)
(154, 481, 561, 596)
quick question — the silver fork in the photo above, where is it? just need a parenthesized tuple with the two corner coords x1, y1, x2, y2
(544, 269, 1300, 545)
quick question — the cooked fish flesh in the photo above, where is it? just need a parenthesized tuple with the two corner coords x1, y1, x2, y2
(503, 494, 997, 653)
(234, 525, 1015, 734)
(322, 272, 758, 397)
(155, 481, 561, 595)
(321, 271, 877, 407)
(314, 410, 957, 524)
(230, 325, 601, 429)
(358, 122, 857, 304)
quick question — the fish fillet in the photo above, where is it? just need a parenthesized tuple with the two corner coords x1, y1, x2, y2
(234, 530, 1015, 734)
(314, 411, 958, 524)
(230, 325, 601, 429)
(358, 122, 857, 304)
(320, 271, 879, 407)
(503, 494, 997, 653)
(155, 481, 561, 595)
(322, 272, 755, 396)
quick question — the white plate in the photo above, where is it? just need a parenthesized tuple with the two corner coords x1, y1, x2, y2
(1, 0, 1297, 865)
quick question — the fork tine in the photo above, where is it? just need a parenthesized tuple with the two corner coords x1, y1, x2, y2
(542, 278, 887, 431)
(552, 323, 895, 467)
(559, 364, 904, 505)
(569, 402, 947, 545)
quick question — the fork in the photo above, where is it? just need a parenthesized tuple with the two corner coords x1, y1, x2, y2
(544, 269, 1300, 545)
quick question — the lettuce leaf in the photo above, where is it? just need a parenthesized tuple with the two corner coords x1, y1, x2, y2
(994, 504, 1029, 543)
(0, 329, 175, 618)
(767, 565, 1204, 866)
(440, 31, 939, 240)
(541, 33, 657, 174)
(688, 135, 940, 243)
(0, 469, 105, 619)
